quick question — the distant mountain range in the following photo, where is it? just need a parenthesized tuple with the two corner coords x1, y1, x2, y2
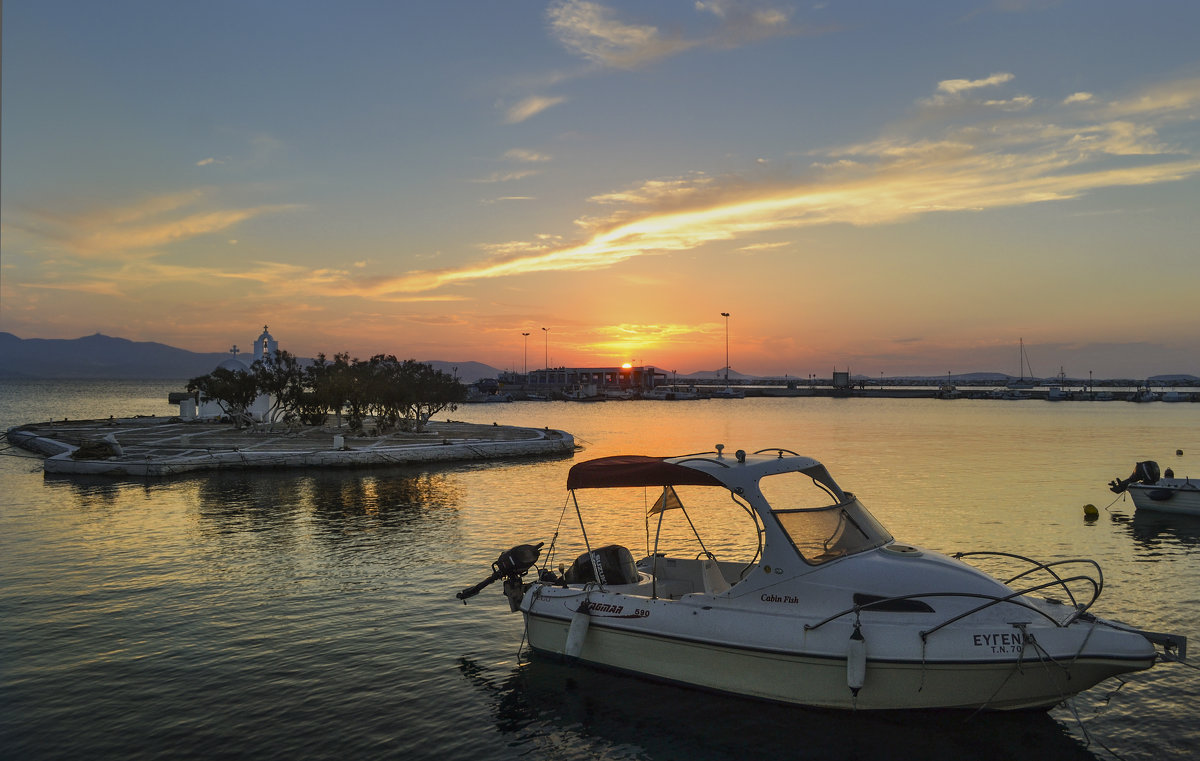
(0, 333, 235, 380)
(1, 333, 1196, 384)
(0, 333, 504, 383)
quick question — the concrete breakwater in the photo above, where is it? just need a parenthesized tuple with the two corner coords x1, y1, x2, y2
(6, 417, 575, 477)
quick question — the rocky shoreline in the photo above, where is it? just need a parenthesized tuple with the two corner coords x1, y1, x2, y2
(6, 417, 575, 477)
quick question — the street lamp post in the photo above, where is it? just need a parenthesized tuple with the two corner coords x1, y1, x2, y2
(522, 332, 530, 377)
(541, 327, 549, 370)
(720, 312, 730, 384)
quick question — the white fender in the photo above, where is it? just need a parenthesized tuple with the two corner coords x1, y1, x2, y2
(565, 603, 590, 658)
(847, 624, 866, 694)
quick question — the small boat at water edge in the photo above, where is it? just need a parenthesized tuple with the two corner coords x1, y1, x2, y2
(1129, 386, 1158, 402)
(564, 385, 606, 402)
(644, 386, 699, 401)
(459, 446, 1186, 711)
(708, 387, 746, 399)
(1110, 460, 1200, 516)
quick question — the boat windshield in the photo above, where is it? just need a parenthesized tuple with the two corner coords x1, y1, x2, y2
(772, 499, 892, 565)
(760, 472, 892, 564)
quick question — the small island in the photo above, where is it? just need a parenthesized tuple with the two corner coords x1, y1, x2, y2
(6, 417, 574, 478)
(5, 327, 575, 477)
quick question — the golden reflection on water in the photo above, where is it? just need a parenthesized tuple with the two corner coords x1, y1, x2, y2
(452, 398, 1200, 624)
(4, 389, 1199, 760)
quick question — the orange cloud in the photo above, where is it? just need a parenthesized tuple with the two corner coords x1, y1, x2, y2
(364, 74, 1200, 295)
(9, 189, 300, 258)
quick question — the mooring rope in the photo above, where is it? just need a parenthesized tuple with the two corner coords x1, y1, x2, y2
(1102, 492, 1126, 512)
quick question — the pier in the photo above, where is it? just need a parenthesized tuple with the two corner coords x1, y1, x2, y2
(6, 417, 575, 477)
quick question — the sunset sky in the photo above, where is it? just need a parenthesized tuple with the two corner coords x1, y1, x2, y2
(3, 1, 1198, 378)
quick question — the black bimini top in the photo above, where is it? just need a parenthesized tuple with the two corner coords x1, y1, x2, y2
(566, 455, 726, 490)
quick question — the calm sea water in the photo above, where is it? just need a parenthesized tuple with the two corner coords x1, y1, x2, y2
(2, 379, 1198, 761)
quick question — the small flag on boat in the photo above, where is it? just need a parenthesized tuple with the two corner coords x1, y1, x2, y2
(649, 485, 684, 514)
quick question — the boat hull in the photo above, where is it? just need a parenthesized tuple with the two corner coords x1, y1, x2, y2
(1128, 480, 1200, 516)
(521, 590, 1154, 711)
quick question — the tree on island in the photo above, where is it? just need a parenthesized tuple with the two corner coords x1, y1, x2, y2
(251, 349, 307, 429)
(187, 367, 259, 428)
(332, 354, 465, 433)
(395, 358, 466, 432)
(302, 352, 353, 427)
(186, 351, 465, 433)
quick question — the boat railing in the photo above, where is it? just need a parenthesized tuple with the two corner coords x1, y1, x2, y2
(915, 573, 1100, 640)
(954, 551, 1103, 612)
(673, 456, 731, 468)
(804, 566, 1102, 638)
(752, 447, 802, 457)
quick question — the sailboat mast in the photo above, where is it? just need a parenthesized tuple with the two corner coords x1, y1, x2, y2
(721, 312, 730, 384)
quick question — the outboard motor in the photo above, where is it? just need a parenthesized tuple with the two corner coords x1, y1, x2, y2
(562, 544, 640, 586)
(457, 542, 544, 611)
(1109, 460, 1161, 493)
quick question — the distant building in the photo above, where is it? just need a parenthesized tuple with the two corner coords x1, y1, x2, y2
(252, 325, 278, 364)
(526, 365, 667, 392)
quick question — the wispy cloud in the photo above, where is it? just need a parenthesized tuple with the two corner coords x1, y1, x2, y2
(737, 241, 791, 252)
(695, 0, 806, 47)
(506, 2, 809, 126)
(481, 196, 537, 204)
(470, 169, 541, 184)
(8, 189, 300, 258)
(504, 95, 567, 123)
(920, 72, 1030, 108)
(1104, 76, 1200, 118)
(12, 258, 311, 301)
(504, 148, 553, 162)
(547, 0, 804, 70)
(548, 0, 696, 69)
(19, 280, 127, 297)
(937, 72, 1015, 95)
(364, 73, 1200, 295)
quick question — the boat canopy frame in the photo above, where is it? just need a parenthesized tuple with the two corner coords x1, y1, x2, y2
(557, 450, 857, 594)
(566, 454, 727, 490)
(565, 450, 847, 502)
(556, 453, 774, 597)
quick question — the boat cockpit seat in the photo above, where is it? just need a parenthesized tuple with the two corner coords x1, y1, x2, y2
(563, 544, 641, 586)
(701, 557, 731, 595)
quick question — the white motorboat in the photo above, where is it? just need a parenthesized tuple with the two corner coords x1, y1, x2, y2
(460, 447, 1185, 711)
(936, 383, 963, 400)
(564, 384, 606, 402)
(1046, 368, 1072, 401)
(708, 387, 746, 399)
(1110, 460, 1200, 516)
(644, 386, 699, 401)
